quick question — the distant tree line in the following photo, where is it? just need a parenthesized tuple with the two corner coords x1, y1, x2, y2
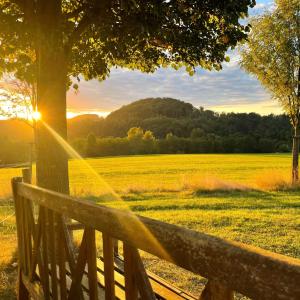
(72, 123, 291, 158)
(69, 98, 292, 146)
(0, 98, 293, 164)
(69, 98, 292, 157)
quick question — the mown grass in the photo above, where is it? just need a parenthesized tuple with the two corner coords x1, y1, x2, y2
(0, 153, 299, 298)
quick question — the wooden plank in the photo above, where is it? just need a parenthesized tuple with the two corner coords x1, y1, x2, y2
(68, 229, 88, 300)
(29, 210, 43, 281)
(24, 199, 33, 276)
(123, 243, 138, 300)
(86, 228, 98, 300)
(102, 234, 116, 300)
(22, 168, 32, 184)
(11, 177, 23, 258)
(18, 197, 28, 274)
(47, 210, 58, 300)
(65, 264, 107, 300)
(113, 239, 119, 257)
(17, 267, 30, 300)
(41, 208, 50, 300)
(67, 222, 85, 231)
(131, 248, 156, 300)
(22, 273, 45, 300)
(60, 217, 77, 273)
(12, 178, 30, 300)
(69, 256, 193, 300)
(57, 214, 67, 300)
(98, 257, 194, 300)
(59, 216, 85, 300)
(17, 182, 300, 300)
(199, 281, 234, 300)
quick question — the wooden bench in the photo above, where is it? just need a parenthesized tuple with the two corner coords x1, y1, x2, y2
(12, 173, 300, 300)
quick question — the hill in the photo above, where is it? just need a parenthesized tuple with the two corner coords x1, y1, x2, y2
(100, 98, 197, 137)
(0, 98, 293, 163)
(107, 98, 196, 120)
(99, 98, 290, 141)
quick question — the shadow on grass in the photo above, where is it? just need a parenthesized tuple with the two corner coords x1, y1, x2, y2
(80, 192, 172, 203)
(130, 201, 300, 212)
(193, 189, 267, 198)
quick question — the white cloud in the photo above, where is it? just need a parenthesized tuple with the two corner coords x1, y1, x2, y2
(67, 0, 277, 115)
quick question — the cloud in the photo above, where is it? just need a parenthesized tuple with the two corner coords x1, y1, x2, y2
(67, 0, 280, 116)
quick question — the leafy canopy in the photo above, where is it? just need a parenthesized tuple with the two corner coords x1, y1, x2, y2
(240, 0, 300, 128)
(0, 0, 255, 85)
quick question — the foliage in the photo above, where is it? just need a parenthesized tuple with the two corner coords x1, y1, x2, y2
(0, 0, 255, 84)
(0, 0, 256, 192)
(190, 128, 205, 139)
(240, 0, 300, 181)
(71, 124, 290, 158)
(94, 98, 291, 140)
(86, 132, 97, 156)
(240, 0, 300, 128)
(143, 130, 155, 141)
(127, 127, 144, 141)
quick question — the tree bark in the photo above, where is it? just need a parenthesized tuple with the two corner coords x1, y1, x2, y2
(292, 126, 299, 184)
(35, 0, 69, 194)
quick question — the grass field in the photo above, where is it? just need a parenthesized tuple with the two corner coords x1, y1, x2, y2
(1, 153, 300, 298)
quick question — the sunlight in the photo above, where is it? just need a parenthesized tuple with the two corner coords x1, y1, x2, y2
(41, 120, 172, 262)
(32, 111, 41, 121)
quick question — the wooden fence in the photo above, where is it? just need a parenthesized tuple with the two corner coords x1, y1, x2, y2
(12, 172, 300, 300)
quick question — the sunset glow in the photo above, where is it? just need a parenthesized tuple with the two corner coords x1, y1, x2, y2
(32, 111, 41, 121)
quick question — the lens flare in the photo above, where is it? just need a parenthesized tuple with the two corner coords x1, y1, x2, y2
(32, 111, 41, 120)
(41, 120, 172, 262)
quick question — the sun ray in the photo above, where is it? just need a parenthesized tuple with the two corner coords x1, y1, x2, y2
(41, 120, 172, 262)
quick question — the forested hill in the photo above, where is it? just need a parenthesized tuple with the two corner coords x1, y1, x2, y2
(98, 98, 290, 140)
(0, 98, 290, 142)
(0, 98, 292, 164)
(69, 98, 291, 157)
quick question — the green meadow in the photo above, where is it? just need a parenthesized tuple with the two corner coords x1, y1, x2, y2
(1, 153, 300, 297)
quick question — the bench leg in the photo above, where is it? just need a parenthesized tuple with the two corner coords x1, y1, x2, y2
(17, 268, 29, 300)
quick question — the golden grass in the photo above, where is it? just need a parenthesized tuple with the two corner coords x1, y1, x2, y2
(122, 184, 179, 194)
(181, 174, 250, 193)
(253, 170, 299, 191)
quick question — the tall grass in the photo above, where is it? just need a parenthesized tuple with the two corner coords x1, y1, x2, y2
(253, 170, 299, 191)
(181, 174, 250, 193)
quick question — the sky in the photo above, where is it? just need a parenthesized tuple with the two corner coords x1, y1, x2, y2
(66, 0, 276, 118)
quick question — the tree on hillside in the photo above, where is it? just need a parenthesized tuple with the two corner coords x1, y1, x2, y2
(127, 127, 144, 141)
(240, 0, 300, 182)
(0, 0, 255, 193)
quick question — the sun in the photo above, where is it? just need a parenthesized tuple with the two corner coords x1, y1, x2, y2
(32, 111, 41, 121)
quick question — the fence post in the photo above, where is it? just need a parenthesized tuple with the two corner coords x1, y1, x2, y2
(22, 168, 32, 184)
(12, 177, 30, 300)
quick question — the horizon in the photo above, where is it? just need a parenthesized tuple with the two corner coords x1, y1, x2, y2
(66, 97, 283, 120)
(0, 0, 280, 119)
(0, 97, 283, 121)
(66, 0, 278, 117)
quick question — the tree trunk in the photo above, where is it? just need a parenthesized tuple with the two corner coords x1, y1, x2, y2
(35, 0, 69, 194)
(292, 127, 299, 184)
